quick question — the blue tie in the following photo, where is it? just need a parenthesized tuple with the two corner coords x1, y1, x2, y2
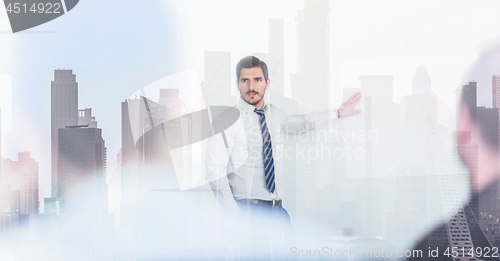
(254, 108, 275, 193)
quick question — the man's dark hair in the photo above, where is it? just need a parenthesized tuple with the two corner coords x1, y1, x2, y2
(236, 56, 269, 82)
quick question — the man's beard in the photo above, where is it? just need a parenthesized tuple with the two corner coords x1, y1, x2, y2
(242, 91, 265, 105)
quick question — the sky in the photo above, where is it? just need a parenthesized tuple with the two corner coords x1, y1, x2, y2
(191, 0, 500, 104)
(1, 0, 500, 196)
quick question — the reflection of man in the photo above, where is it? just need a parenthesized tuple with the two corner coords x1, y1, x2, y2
(409, 79, 500, 260)
(205, 56, 361, 259)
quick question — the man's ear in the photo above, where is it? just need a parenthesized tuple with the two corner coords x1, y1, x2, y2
(265, 78, 270, 90)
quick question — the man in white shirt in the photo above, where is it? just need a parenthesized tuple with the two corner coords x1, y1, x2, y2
(205, 55, 361, 260)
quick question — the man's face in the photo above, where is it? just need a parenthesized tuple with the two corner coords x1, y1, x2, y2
(237, 67, 270, 109)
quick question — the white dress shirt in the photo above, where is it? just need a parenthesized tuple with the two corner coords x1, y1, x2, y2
(205, 97, 339, 211)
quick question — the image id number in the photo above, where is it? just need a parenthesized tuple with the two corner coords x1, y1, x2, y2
(6, 3, 61, 14)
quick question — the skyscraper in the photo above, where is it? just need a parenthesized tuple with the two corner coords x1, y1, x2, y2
(120, 95, 174, 229)
(477, 106, 499, 218)
(290, 0, 331, 247)
(492, 75, 500, 132)
(407, 111, 477, 261)
(400, 67, 438, 170)
(78, 108, 97, 128)
(477, 106, 500, 154)
(412, 65, 432, 95)
(57, 126, 107, 211)
(461, 82, 477, 123)
(293, 0, 331, 112)
(456, 82, 479, 219)
(359, 76, 399, 177)
(120, 99, 140, 230)
(0, 184, 20, 251)
(455, 131, 478, 218)
(255, 18, 289, 110)
(159, 89, 182, 119)
(203, 51, 234, 107)
(255, 18, 286, 96)
(359, 75, 394, 105)
(0, 107, 2, 185)
(1, 152, 39, 225)
(493, 75, 500, 109)
(51, 70, 78, 199)
(268, 19, 285, 95)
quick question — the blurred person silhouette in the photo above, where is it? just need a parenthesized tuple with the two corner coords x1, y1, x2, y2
(409, 43, 500, 261)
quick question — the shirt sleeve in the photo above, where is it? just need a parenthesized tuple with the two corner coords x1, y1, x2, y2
(205, 120, 240, 212)
(280, 108, 340, 135)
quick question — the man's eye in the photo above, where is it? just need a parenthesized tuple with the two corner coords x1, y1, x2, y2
(257, 78, 262, 82)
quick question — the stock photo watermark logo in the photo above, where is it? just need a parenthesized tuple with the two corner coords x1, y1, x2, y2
(3, 0, 79, 33)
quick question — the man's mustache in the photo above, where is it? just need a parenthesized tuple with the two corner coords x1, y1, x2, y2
(246, 91, 259, 95)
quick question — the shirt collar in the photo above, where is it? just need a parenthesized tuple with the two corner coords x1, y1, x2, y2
(237, 97, 267, 114)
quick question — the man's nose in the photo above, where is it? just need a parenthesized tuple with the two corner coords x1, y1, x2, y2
(249, 80, 255, 90)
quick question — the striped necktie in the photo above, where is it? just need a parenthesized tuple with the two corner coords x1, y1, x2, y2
(254, 108, 275, 193)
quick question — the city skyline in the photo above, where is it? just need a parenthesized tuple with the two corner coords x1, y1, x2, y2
(0, 0, 499, 199)
(0, 46, 495, 256)
(3, 37, 496, 203)
(3, 16, 500, 222)
(3, 0, 500, 259)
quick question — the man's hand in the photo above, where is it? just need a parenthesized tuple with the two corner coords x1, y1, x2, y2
(339, 92, 362, 117)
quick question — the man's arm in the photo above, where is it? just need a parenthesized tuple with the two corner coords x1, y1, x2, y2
(281, 92, 362, 134)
